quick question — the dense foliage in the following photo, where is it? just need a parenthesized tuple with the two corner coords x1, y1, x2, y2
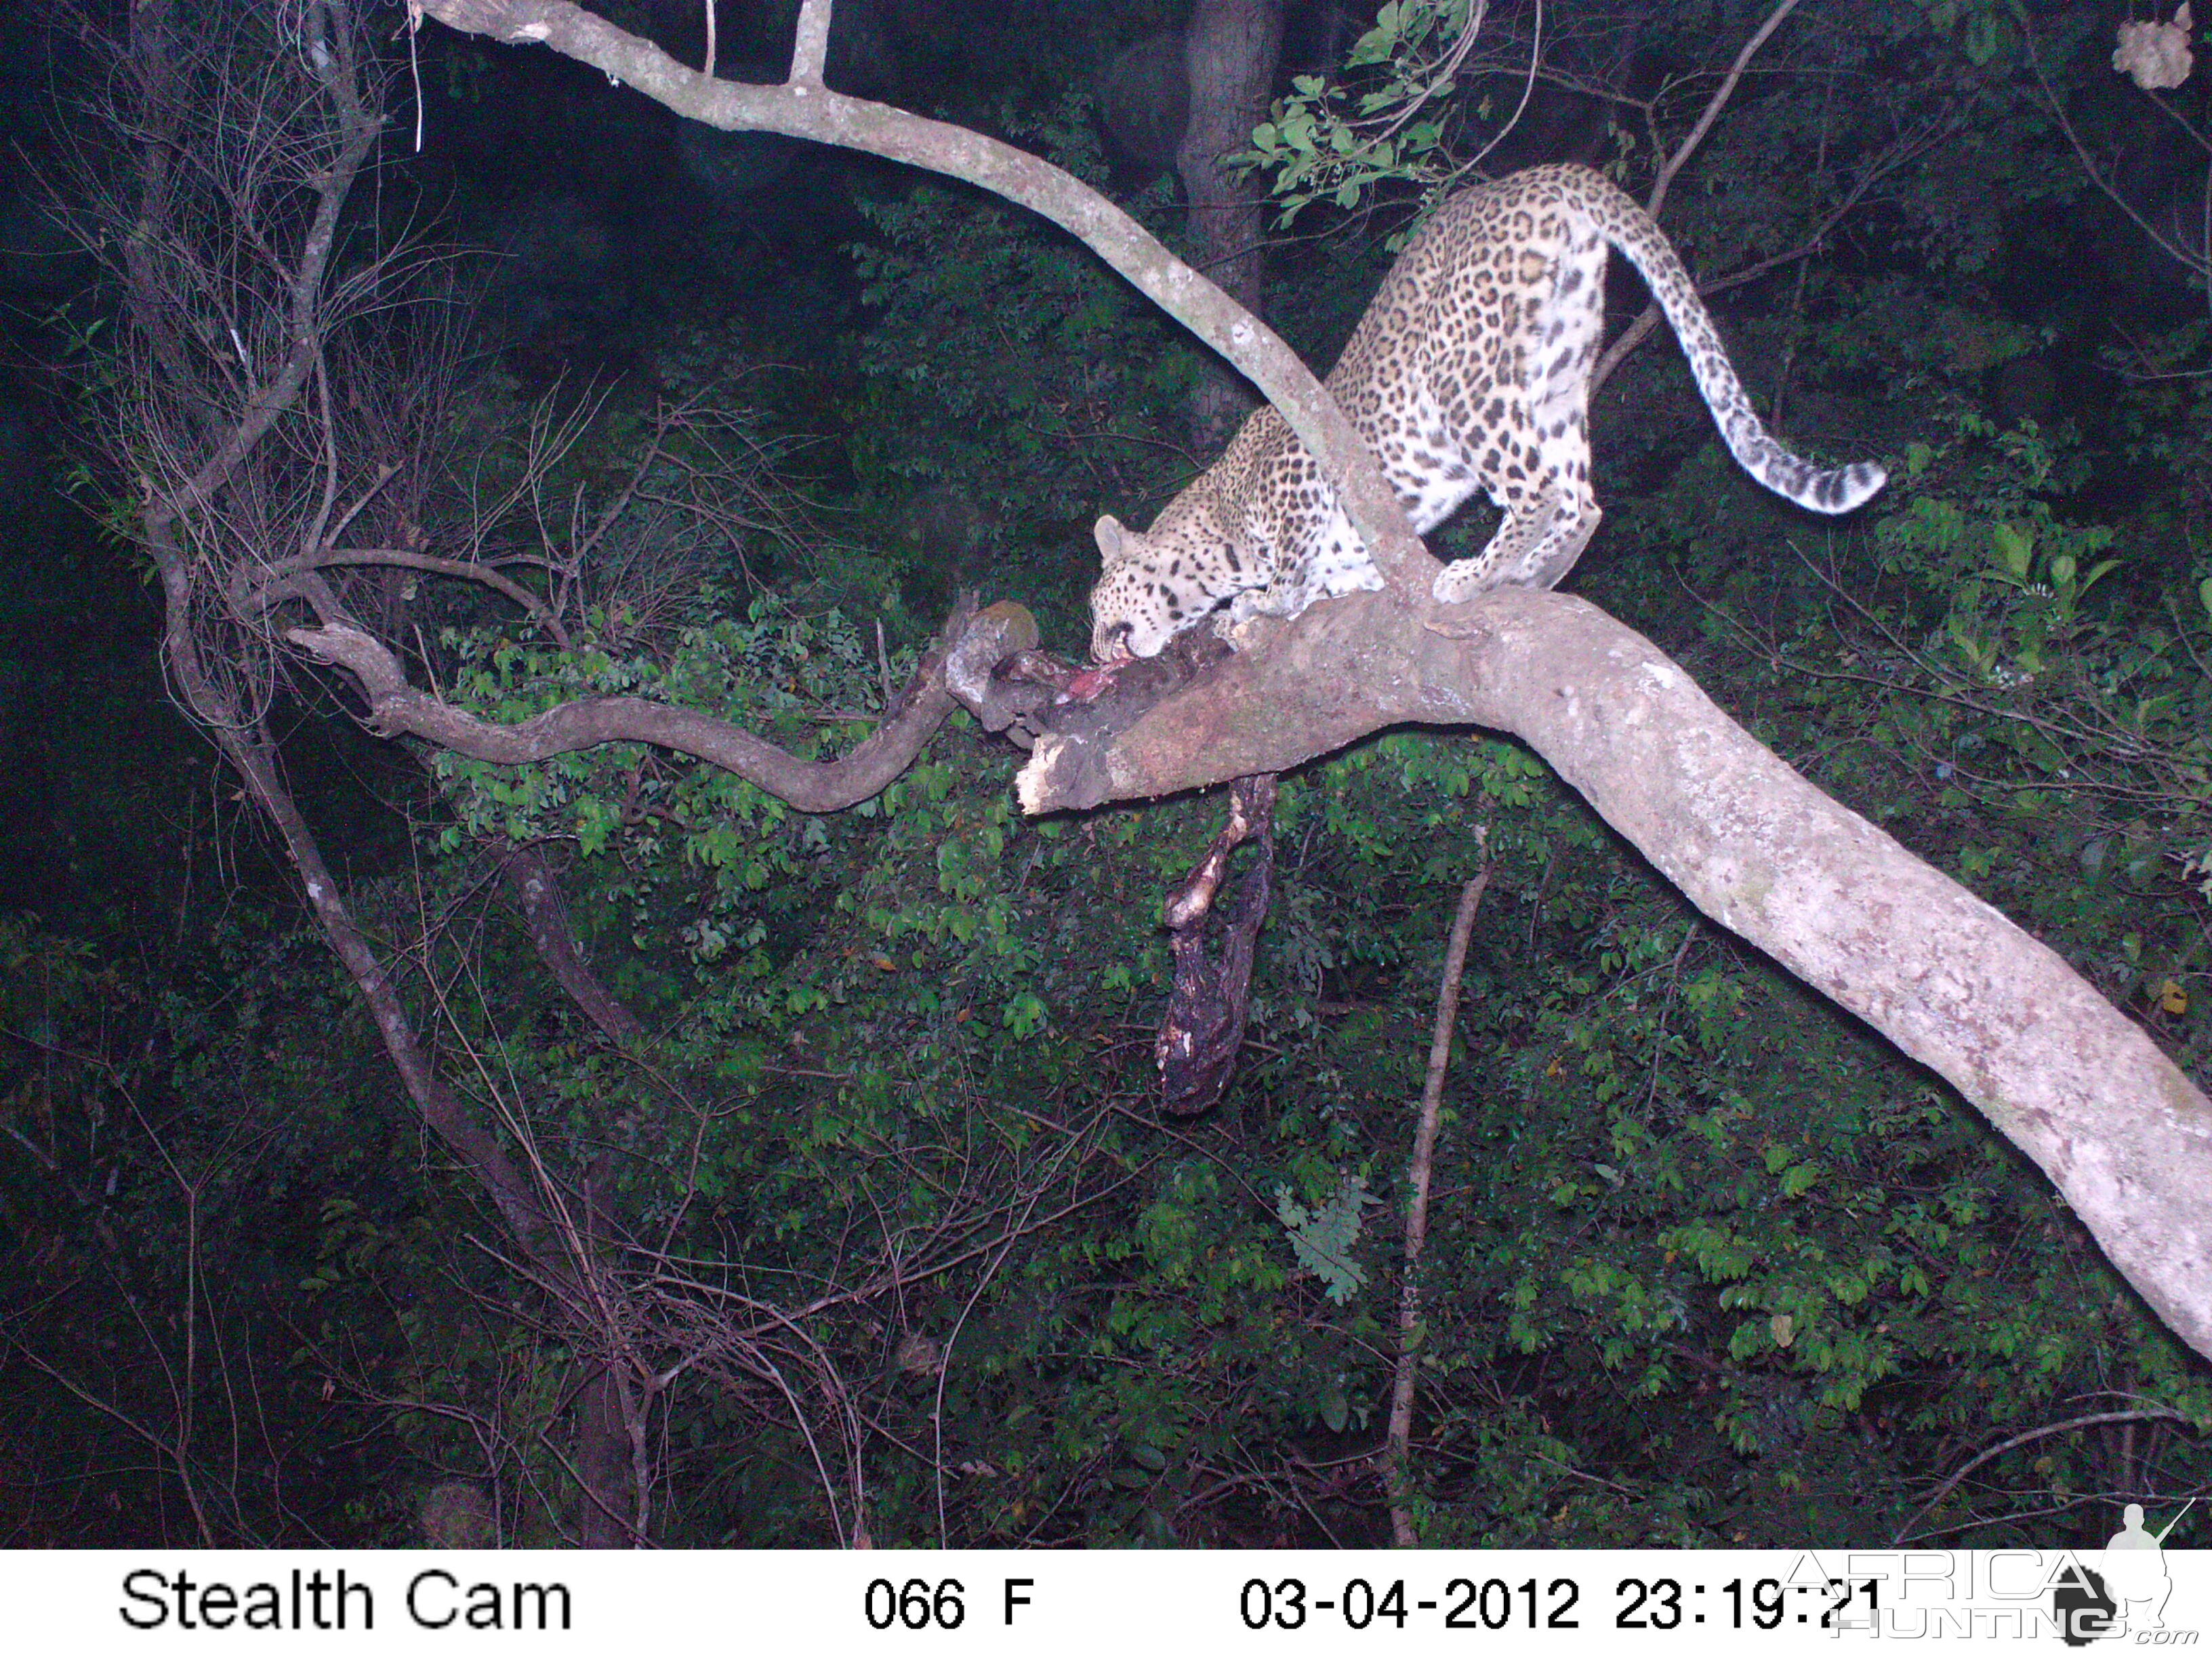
(0, 0, 2205, 1548)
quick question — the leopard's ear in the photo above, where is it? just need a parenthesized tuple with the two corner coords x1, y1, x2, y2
(1094, 515, 1126, 563)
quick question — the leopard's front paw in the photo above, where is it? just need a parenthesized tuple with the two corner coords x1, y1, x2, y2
(1431, 557, 1490, 604)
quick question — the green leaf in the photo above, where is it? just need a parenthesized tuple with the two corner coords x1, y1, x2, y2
(1275, 1173, 1376, 1303)
(1320, 1383, 1350, 1433)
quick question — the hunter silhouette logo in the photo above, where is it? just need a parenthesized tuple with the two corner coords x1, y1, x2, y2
(2051, 1500, 2193, 1645)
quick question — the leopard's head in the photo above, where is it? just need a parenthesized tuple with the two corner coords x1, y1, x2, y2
(1088, 514, 1197, 661)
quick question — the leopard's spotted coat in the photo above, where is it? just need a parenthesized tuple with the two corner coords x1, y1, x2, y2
(1090, 163, 1886, 659)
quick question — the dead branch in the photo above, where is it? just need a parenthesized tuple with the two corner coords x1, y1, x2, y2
(243, 548, 566, 644)
(1644, 0, 1801, 224)
(287, 598, 1033, 813)
(1591, 96, 1938, 398)
(1891, 1407, 2194, 1546)
(58, 0, 655, 1538)
(2026, 20, 2210, 287)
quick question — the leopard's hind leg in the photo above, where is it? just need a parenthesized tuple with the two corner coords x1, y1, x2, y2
(1431, 475, 1599, 601)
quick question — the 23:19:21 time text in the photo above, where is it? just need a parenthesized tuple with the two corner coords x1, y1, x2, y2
(1237, 1574, 1877, 1632)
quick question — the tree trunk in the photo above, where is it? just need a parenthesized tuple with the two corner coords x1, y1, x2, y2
(1178, 0, 1284, 447)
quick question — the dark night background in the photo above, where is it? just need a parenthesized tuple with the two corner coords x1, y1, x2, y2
(0, 0, 2205, 1549)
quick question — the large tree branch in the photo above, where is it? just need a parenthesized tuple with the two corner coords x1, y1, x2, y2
(287, 600, 1033, 813)
(1005, 586, 2212, 1364)
(494, 840, 646, 1045)
(415, 0, 1434, 597)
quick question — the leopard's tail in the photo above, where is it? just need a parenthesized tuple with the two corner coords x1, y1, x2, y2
(1577, 167, 1887, 516)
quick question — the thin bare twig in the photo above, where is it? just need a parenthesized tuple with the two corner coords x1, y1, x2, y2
(2024, 20, 2210, 288)
(1645, 0, 1801, 224)
(1385, 846, 1488, 1547)
(1591, 125, 1934, 397)
(1891, 1408, 2192, 1545)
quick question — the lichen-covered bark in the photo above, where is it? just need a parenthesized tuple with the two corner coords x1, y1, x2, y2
(1008, 586, 2212, 1363)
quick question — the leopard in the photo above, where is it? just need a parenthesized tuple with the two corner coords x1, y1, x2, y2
(1088, 163, 1887, 661)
